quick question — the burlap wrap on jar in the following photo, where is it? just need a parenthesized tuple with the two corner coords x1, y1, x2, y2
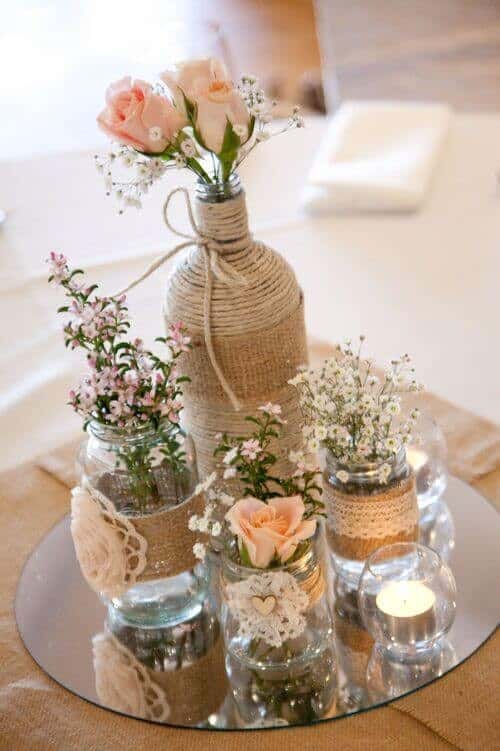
(324, 472, 419, 561)
(163, 184, 308, 478)
(93, 630, 227, 726)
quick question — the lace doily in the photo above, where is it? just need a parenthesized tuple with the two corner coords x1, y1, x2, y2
(325, 486, 418, 539)
(225, 570, 309, 648)
(70, 486, 147, 599)
(92, 632, 170, 722)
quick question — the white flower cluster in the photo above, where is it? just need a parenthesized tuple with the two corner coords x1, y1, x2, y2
(94, 146, 171, 212)
(189, 483, 235, 560)
(290, 337, 423, 474)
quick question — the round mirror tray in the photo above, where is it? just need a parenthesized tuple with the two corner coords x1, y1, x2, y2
(15, 477, 499, 731)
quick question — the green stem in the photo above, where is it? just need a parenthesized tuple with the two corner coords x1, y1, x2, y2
(186, 157, 212, 184)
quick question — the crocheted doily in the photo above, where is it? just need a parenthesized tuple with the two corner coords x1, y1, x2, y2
(92, 632, 170, 722)
(225, 570, 309, 648)
(70, 486, 147, 599)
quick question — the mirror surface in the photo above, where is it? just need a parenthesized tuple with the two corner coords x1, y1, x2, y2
(15, 477, 499, 730)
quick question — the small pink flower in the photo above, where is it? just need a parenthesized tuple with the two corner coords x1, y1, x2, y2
(97, 77, 186, 153)
(225, 496, 316, 568)
(241, 439, 262, 461)
(46, 252, 69, 282)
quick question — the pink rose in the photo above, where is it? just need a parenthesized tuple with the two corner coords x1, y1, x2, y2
(160, 58, 250, 154)
(225, 495, 316, 568)
(97, 77, 186, 154)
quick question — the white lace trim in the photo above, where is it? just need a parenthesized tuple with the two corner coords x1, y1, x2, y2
(225, 570, 309, 648)
(325, 487, 417, 539)
(92, 632, 170, 722)
(71, 486, 147, 599)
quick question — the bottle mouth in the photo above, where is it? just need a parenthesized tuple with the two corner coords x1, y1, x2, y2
(195, 172, 242, 203)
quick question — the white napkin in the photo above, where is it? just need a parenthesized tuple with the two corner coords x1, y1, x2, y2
(302, 101, 451, 214)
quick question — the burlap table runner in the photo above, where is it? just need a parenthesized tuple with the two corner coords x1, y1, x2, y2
(1, 341, 499, 751)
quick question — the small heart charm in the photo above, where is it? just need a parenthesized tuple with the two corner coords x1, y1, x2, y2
(251, 595, 276, 616)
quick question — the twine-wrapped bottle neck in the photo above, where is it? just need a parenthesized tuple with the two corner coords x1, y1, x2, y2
(194, 175, 251, 253)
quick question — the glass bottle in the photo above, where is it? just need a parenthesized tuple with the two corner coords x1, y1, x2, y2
(78, 419, 203, 627)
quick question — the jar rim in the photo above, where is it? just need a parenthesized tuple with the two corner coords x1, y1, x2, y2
(87, 418, 178, 441)
(221, 526, 319, 578)
(365, 541, 442, 579)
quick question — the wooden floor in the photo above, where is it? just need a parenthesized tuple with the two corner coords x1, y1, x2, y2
(195, 0, 500, 111)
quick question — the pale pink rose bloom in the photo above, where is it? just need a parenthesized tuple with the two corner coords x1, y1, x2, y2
(160, 58, 250, 154)
(225, 495, 316, 568)
(97, 77, 186, 153)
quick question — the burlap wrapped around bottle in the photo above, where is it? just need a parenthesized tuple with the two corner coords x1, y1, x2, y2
(163, 180, 308, 478)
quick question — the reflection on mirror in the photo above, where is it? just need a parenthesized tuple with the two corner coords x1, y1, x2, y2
(15, 478, 500, 730)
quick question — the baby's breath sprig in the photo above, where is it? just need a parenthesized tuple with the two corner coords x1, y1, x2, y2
(290, 336, 424, 483)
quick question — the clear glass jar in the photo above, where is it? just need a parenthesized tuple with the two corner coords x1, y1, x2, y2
(324, 449, 418, 591)
(406, 413, 448, 524)
(78, 419, 203, 627)
(93, 594, 226, 726)
(358, 542, 457, 660)
(220, 530, 336, 725)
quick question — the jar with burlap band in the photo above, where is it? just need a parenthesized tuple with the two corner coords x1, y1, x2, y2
(93, 601, 227, 726)
(73, 419, 206, 627)
(219, 528, 337, 725)
(323, 448, 419, 589)
(163, 174, 308, 478)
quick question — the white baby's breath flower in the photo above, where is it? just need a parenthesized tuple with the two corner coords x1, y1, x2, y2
(194, 471, 217, 495)
(378, 463, 392, 484)
(307, 438, 320, 453)
(211, 521, 222, 537)
(188, 514, 199, 531)
(223, 467, 237, 480)
(336, 470, 349, 484)
(180, 138, 196, 157)
(193, 542, 206, 561)
(148, 126, 163, 142)
(219, 492, 235, 507)
(233, 124, 248, 140)
(223, 447, 239, 465)
(174, 154, 186, 168)
(289, 449, 305, 464)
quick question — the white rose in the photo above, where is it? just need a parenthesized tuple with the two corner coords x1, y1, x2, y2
(70, 487, 138, 599)
(93, 633, 148, 718)
(161, 58, 250, 154)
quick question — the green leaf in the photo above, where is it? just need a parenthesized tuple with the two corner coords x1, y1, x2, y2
(239, 542, 253, 567)
(218, 119, 240, 183)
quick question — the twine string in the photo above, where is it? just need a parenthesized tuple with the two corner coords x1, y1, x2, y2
(113, 186, 248, 411)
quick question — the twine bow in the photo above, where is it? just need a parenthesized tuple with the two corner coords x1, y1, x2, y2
(113, 187, 247, 411)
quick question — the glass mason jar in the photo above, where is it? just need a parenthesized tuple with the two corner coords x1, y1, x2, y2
(95, 594, 227, 726)
(324, 448, 419, 591)
(195, 171, 242, 203)
(406, 413, 448, 525)
(220, 530, 336, 725)
(77, 419, 203, 627)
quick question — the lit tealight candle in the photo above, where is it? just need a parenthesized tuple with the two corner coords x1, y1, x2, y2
(376, 581, 437, 646)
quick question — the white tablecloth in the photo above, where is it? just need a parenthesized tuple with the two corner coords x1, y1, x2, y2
(1, 114, 499, 472)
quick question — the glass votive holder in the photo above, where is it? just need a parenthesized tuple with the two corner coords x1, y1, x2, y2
(366, 639, 457, 701)
(405, 412, 448, 524)
(358, 543, 457, 660)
